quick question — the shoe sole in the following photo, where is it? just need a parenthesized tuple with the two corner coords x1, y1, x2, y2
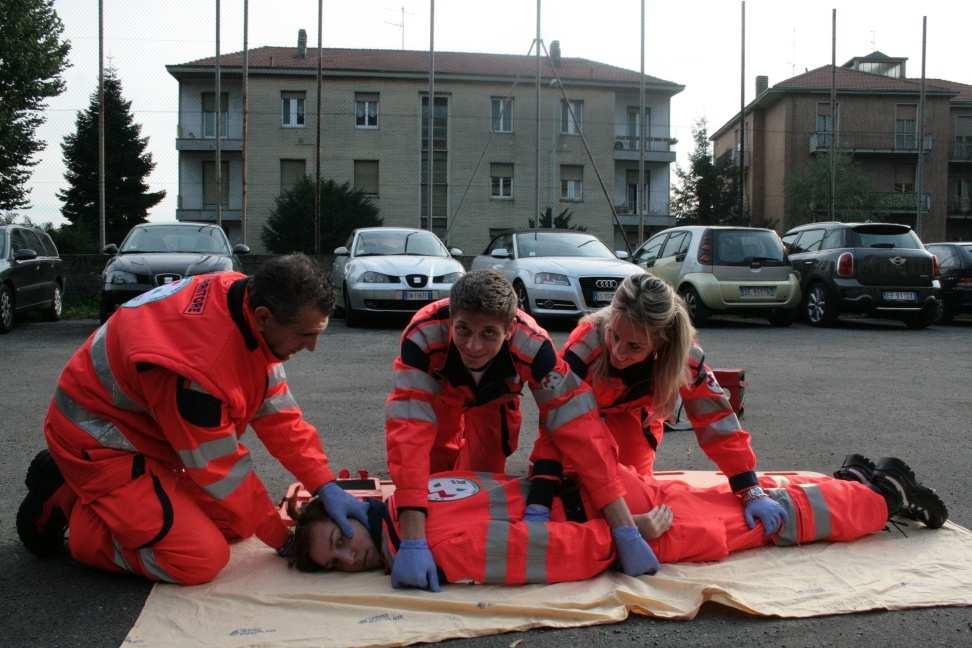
(874, 457, 948, 529)
(833, 453, 877, 485)
(16, 450, 68, 557)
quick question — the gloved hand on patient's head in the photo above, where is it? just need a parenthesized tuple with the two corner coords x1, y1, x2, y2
(390, 539, 441, 592)
(743, 489, 788, 536)
(317, 481, 370, 538)
(612, 525, 660, 576)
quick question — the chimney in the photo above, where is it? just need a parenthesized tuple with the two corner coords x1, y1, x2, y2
(550, 40, 561, 66)
(755, 75, 768, 96)
(297, 29, 307, 59)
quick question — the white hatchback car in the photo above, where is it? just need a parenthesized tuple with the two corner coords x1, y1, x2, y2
(331, 227, 464, 326)
(471, 229, 644, 318)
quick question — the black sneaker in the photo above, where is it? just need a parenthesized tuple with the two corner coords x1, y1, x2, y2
(16, 450, 72, 557)
(872, 457, 948, 530)
(833, 453, 877, 486)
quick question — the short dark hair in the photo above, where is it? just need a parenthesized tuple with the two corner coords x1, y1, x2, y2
(290, 496, 331, 572)
(247, 254, 335, 323)
(449, 270, 517, 323)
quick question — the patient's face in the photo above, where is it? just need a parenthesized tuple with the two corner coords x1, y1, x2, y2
(307, 518, 383, 572)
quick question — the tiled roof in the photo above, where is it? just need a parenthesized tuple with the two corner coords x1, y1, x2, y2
(169, 46, 683, 91)
(775, 65, 953, 94)
(921, 78, 972, 103)
(842, 50, 903, 66)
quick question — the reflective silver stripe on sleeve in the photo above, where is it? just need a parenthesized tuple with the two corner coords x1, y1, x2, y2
(394, 367, 441, 395)
(385, 399, 436, 423)
(798, 483, 833, 541)
(531, 370, 583, 405)
(524, 520, 549, 583)
(201, 454, 253, 500)
(569, 328, 600, 363)
(683, 394, 732, 419)
(544, 390, 597, 433)
(406, 321, 447, 353)
(478, 473, 510, 584)
(113, 537, 134, 573)
(89, 322, 145, 412)
(177, 434, 239, 470)
(139, 547, 177, 583)
(688, 344, 704, 367)
(267, 363, 287, 389)
(766, 488, 799, 546)
(696, 412, 742, 445)
(510, 328, 542, 359)
(53, 387, 137, 452)
(254, 389, 299, 418)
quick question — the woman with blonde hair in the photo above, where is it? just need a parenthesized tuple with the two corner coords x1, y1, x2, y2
(525, 273, 788, 537)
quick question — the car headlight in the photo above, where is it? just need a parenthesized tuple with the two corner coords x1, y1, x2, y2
(436, 272, 463, 284)
(360, 271, 397, 283)
(534, 272, 570, 286)
(106, 270, 139, 285)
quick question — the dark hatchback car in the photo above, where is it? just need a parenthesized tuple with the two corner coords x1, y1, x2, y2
(0, 224, 64, 333)
(100, 222, 248, 322)
(924, 242, 972, 322)
(782, 222, 939, 329)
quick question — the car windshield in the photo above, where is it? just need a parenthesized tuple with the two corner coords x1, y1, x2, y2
(120, 225, 231, 254)
(515, 232, 615, 259)
(713, 229, 785, 266)
(0, 230, 6, 254)
(353, 230, 448, 257)
(847, 226, 922, 249)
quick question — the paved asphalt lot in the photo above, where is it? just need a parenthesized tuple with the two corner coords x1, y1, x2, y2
(1, 313, 971, 648)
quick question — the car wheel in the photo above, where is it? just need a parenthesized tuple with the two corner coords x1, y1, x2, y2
(804, 282, 836, 327)
(904, 307, 936, 330)
(767, 308, 796, 327)
(0, 285, 14, 333)
(46, 284, 62, 321)
(678, 285, 709, 326)
(343, 284, 360, 327)
(514, 280, 531, 315)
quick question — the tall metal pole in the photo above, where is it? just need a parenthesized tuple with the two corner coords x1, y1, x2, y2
(215, 0, 222, 229)
(314, 0, 323, 253)
(98, 0, 105, 250)
(426, 0, 435, 231)
(915, 16, 927, 237)
(536, 0, 542, 225)
(638, 0, 646, 244)
(738, 1, 745, 224)
(828, 8, 837, 223)
(241, 0, 249, 245)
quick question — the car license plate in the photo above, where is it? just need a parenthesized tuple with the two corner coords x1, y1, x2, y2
(402, 290, 432, 300)
(883, 291, 917, 302)
(593, 290, 616, 302)
(740, 286, 775, 298)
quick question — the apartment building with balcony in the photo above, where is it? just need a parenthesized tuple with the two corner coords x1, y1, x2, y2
(711, 51, 972, 241)
(166, 34, 684, 253)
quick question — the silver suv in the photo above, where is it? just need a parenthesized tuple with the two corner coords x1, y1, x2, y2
(631, 225, 800, 326)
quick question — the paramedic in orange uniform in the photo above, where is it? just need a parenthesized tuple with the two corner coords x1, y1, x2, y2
(16, 255, 368, 585)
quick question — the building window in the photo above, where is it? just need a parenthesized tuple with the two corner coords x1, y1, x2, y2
(894, 164, 915, 193)
(561, 99, 584, 134)
(490, 163, 513, 198)
(895, 104, 917, 150)
(201, 92, 228, 138)
(203, 160, 230, 207)
(421, 95, 449, 238)
(280, 159, 306, 193)
(560, 165, 583, 201)
(491, 97, 513, 133)
(281, 92, 305, 128)
(354, 160, 380, 196)
(625, 168, 650, 212)
(355, 92, 379, 128)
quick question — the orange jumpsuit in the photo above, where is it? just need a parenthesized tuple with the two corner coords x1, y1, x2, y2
(44, 273, 335, 585)
(380, 466, 889, 585)
(385, 300, 624, 511)
(550, 320, 760, 494)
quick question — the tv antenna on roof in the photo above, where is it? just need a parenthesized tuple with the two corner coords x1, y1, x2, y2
(385, 5, 415, 49)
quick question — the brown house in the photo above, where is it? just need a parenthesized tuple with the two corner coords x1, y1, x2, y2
(711, 51, 972, 241)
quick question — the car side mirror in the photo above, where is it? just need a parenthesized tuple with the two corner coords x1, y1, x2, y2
(232, 243, 250, 255)
(14, 248, 38, 261)
(490, 248, 510, 259)
(449, 247, 463, 256)
(615, 250, 630, 259)
(102, 243, 118, 255)
(675, 252, 687, 262)
(333, 246, 349, 256)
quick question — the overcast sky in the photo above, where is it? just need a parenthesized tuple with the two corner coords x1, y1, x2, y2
(23, 0, 971, 228)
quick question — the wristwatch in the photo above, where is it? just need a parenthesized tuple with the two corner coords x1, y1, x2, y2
(740, 485, 767, 504)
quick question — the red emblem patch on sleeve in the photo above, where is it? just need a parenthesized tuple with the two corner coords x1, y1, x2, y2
(183, 278, 212, 316)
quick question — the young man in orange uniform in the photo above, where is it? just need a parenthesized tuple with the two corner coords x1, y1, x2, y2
(385, 270, 657, 591)
(17, 255, 368, 585)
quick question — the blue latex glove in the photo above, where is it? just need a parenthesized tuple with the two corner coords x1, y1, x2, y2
(744, 495, 788, 536)
(612, 525, 660, 576)
(523, 504, 551, 522)
(391, 539, 441, 592)
(317, 481, 370, 538)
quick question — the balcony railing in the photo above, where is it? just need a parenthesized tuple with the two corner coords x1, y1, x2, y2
(948, 196, 972, 215)
(870, 192, 931, 212)
(809, 131, 933, 154)
(951, 141, 972, 161)
(612, 134, 673, 152)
